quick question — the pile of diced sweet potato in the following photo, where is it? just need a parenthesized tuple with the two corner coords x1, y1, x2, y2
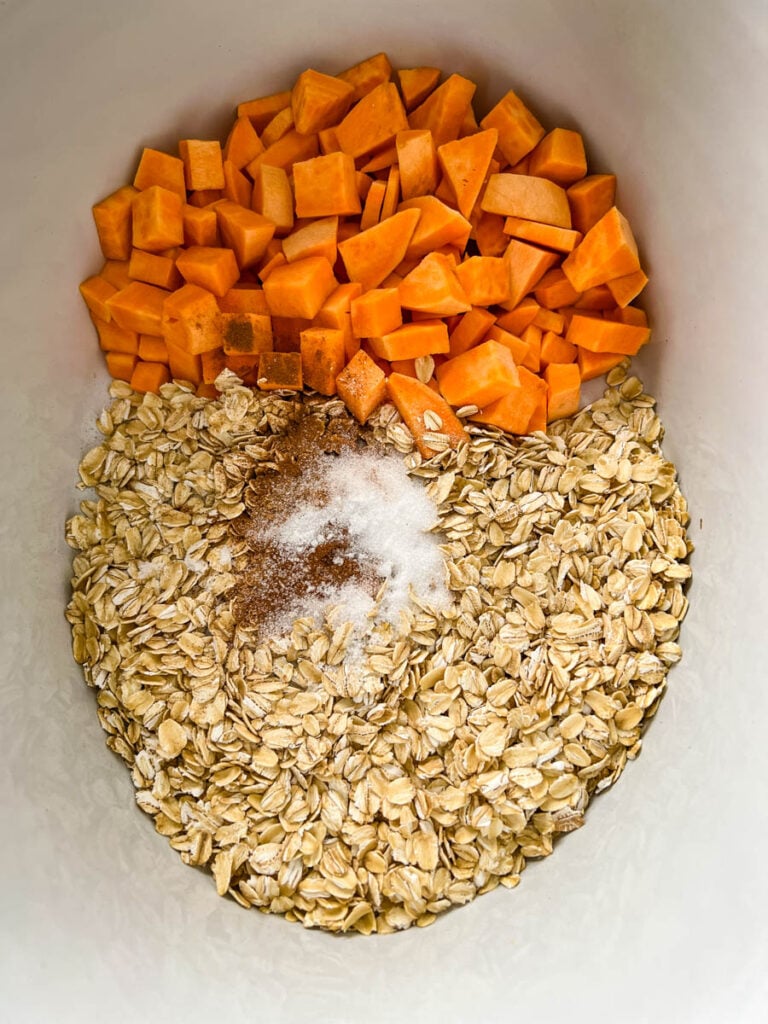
(79, 53, 649, 456)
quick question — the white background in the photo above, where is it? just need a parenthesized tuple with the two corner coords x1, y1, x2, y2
(1, 1, 767, 1021)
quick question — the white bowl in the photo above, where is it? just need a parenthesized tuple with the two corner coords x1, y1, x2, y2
(2, 1, 767, 1021)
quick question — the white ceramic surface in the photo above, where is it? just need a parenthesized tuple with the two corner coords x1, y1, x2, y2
(2, 1, 767, 1021)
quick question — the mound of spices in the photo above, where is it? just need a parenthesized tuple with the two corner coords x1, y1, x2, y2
(231, 409, 448, 638)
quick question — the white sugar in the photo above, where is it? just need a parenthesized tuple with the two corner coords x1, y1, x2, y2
(261, 447, 448, 635)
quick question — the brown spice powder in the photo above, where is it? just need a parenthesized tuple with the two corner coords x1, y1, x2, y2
(231, 410, 383, 635)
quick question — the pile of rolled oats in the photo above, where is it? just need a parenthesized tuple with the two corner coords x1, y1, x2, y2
(66, 363, 691, 934)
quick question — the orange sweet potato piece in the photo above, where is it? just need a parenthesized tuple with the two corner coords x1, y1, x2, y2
(533, 267, 581, 308)
(262, 256, 338, 318)
(214, 201, 276, 269)
(292, 69, 355, 135)
(106, 281, 167, 335)
(282, 216, 338, 264)
(258, 251, 287, 281)
(100, 259, 132, 289)
(603, 305, 648, 327)
(606, 268, 648, 307)
(337, 52, 392, 102)
(133, 148, 186, 196)
(223, 115, 265, 170)
(338, 208, 421, 290)
(257, 350, 303, 390)
(250, 163, 294, 236)
(368, 320, 449, 361)
(237, 90, 293, 132)
(128, 249, 181, 290)
(93, 317, 139, 354)
(398, 67, 441, 111)
(222, 160, 252, 207)
(540, 330, 577, 367)
(448, 307, 497, 357)
(520, 323, 542, 372)
(436, 339, 520, 407)
(350, 288, 402, 337)
(218, 286, 270, 314)
(293, 152, 361, 217)
(398, 196, 471, 259)
(175, 246, 239, 297)
(360, 179, 387, 230)
(544, 362, 581, 421)
(565, 312, 649, 355)
(480, 90, 545, 166)
(408, 73, 476, 147)
(528, 128, 587, 186)
(187, 189, 222, 207)
(576, 347, 626, 381)
(130, 360, 170, 394)
(182, 204, 219, 247)
(502, 239, 559, 309)
(567, 174, 616, 234)
(162, 284, 221, 355)
(335, 82, 409, 159)
(359, 145, 398, 173)
(315, 281, 363, 359)
(437, 129, 498, 218)
(396, 129, 439, 201)
(138, 335, 169, 362)
(398, 252, 471, 316)
(166, 340, 203, 385)
(196, 382, 220, 398)
(473, 211, 508, 257)
(132, 186, 184, 252)
(218, 312, 273, 355)
(483, 324, 529, 366)
(270, 316, 311, 352)
(470, 381, 538, 435)
(299, 326, 346, 395)
(562, 207, 641, 292)
(224, 352, 261, 383)
(336, 349, 388, 423)
(387, 373, 468, 457)
(179, 140, 225, 190)
(532, 307, 565, 333)
(454, 255, 510, 306)
(261, 106, 295, 148)
(503, 216, 581, 253)
(80, 275, 117, 321)
(105, 351, 138, 382)
(495, 297, 540, 334)
(92, 186, 138, 260)
(482, 173, 572, 228)
(248, 130, 319, 173)
(574, 284, 615, 310)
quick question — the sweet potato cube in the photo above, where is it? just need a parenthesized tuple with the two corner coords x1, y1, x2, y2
(437, 128, 498, 218)
(528, 128, 587, 187)
(176, 246, 240, 297)
(397, 129, 439, 202)
(454, 255, 510, 306)
(293, 151, 361, 218)
(482, 173, 572, 228)
(237, 90, 293, 132)
(222, 160, 252, 207)
(398, 252, 470, 316)
(436, 339, 520, 408)
(223, 115, 265, 170)
(262, 256, 338, 318)
(133, 148, 186, 195)
(80, 275, 117, 321)
(106, 281, 168, 335)
(92, 186, 138, 260)
(398, 196, 471, 259)
(335, 82, 409, 159)
(337, 52, 392, 102)
(257, 351, 303, 390)
(179, 140, 225, 190)
(214, 201, 276, 269)
(130, 360, 170, 394)
(480, 89, 545, 166)
(93, 317, 139, 354)
(338, 208, 421, 290)
(132, 186, 184, 252)
(470, 384, 538, 435)
(576, 347, 626, 381)
(544, 362, 581, 421)
(250, 163, 294, 236)
(166, 340, 202, 386)
(336, 349, 388, 423)
(367, 320, 449, 361)
(138, 335, 169, 362)
(260, 106, 295, 148)
(282, 216, 338, 264)
(408, 73, 477, 147)
(218, 286, 270, 315)
(162, 284, 221, 355)
(350, 288, 402, 338)
(300, 326, 346, 395)
(397, 66, 441, 111)
(565, 313, 649, 355)
(248, 130, 320, 173)
(606, 268, 648, 307)
(567, 174, 617, 234)
(448, 307, 497, 357)
(182, 204, 219, 247)
(105, 351, 138, 382)
(562, 207, 641, 292)
(291, 69, 355, 135)
(128, 249, 181, 290)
